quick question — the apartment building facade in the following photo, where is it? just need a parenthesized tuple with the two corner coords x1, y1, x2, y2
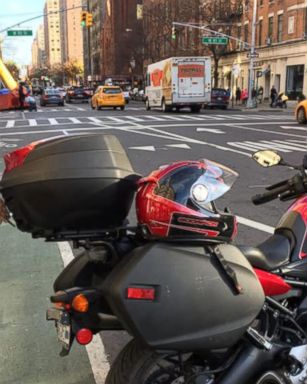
(44, 0, 63, 66)
(60, 0, 84, 67)
(219, 0, 307, 99)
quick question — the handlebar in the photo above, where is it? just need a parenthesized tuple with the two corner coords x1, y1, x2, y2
(252, 183, 290, 205)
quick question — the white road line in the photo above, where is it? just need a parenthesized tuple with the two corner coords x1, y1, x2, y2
(237, 216, 274, 234)
(225, 123, 307, 139)
(28, 119, 37, 126)
(104, 116, 125, 123)
(57, 242, 110, 384)
(228, 142, 268, 152)
(260, 140, 307, 152)
(181, 114, 203, 120)
(244, 141, 292, 152)
(76, 107, 86, 111)
(5, 120, 15, 128)
(48, 118, 59, 125)
(88, 117, 104, 124)
(125, 116, 145, 122)
(143, 115, 165, 121)
(62, 130, 69, 135)
(160, 115, 185, 121)
(202, 115, 223, 120)
(68, 117, 82, 124)
(281, 125, 307, 131)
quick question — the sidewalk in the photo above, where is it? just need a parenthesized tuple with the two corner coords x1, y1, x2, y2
(229, 99, 297, 113)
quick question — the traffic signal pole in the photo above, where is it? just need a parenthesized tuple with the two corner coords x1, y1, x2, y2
(173, 21, 258, 108)
(246, 0, 257, 108)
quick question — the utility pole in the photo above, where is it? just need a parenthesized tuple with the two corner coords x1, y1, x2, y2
(246, 0, 257, 108)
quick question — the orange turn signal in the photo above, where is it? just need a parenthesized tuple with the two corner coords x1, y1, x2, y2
(72, 294, 89, 313)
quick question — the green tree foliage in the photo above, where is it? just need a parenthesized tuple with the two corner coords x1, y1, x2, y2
(4, 60, 20, 80)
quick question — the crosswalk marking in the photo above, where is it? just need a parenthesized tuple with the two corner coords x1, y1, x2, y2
(5, 120, 15, 128)
(0, 113, 296, 129)
(87, 117, 103, 124)
(28, 119, 37, 126)
(125, 116, 145, 122)
(68, 117, 82, 124)
(228, 140, 307, 153)
(48, 118, 59, 125)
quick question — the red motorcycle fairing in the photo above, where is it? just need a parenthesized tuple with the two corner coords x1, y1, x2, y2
(276, 196, 307, 260)
(254, 268, 291, 296)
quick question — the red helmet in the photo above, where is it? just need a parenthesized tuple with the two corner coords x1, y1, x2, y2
(136, 160, 238, 242)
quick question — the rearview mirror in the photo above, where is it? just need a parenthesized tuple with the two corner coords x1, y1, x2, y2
(252, 150, 282, 167)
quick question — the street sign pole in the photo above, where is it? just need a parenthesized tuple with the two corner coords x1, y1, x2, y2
(247, 0, 257, 109)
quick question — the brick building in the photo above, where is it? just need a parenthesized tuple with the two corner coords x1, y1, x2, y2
(219, 0, 307, 99)
(101, 0, 144, 85)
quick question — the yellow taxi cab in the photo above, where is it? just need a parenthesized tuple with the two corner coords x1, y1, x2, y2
(295, 99, 307, 124)
(91, 86, 125, 110)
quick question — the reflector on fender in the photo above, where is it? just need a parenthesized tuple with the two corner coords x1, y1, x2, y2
(72, 294, 89, 313)
(127, 287, 156, 300)
(76, 328, 93, 345)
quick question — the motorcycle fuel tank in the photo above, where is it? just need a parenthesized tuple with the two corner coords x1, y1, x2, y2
(102, 242, 265, 351)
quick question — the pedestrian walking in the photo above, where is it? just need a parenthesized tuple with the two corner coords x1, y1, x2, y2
(270, 85, 277, 107)
(235, 87, 241, 105)
(18, 82, 28, 111)
(241, 88, 248, 105)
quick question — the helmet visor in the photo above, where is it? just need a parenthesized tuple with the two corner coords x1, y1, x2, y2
(154, 160, 238, 207)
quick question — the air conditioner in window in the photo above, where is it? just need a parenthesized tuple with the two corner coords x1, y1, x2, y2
(266, 37, 272, 45)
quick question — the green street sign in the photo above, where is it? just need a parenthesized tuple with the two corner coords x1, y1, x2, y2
(202, 36, 228, 45)
(7, 30, 33, 37)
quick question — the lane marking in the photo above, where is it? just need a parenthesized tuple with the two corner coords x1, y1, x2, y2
(5, 120, 15, 128)
(281, 125, 307, 131)
(68, 117, 82, 124)
(48, 118, 59, 125)
(129, 145, 156, 151)
(104, 116, 125, 123)
(144, 115, 167, 121)
(57, 242, 110, 384)
(237, 216, 274, 234)
(225, 123, 307, 139)
(125, 116, 145, 122)
(197, 128, 225, 134)
(88, 117, 104, 124)
(166, 143, 191, 149)
(28, 119, 37, 126)
(160, 115, 185, 121)
(180, 114, 203, 121)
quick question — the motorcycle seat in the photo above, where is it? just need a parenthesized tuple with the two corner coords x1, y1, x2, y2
(238, 234, 291, 271)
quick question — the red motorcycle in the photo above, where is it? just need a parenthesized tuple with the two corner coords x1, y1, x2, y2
(0, 135, 307, 384)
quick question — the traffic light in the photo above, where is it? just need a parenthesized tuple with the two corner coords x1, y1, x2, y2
(171, 26, 176, 40)
(81, 11, 87, 27)
(86, 12, 93, 27)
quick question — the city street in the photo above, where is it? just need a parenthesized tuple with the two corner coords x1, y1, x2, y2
(0, 101, 306, 384)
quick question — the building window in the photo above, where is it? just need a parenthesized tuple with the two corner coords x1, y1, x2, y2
(237, 25, 241, 50)
(288, 16, 295, 34)
(277, 14, 283, 42)
(268, 16, 274, 42)
(259, 0, 263, 5)
(244, 24, 248, 44)
(286, 65, 304, 99)
(258, 19, 263, 46)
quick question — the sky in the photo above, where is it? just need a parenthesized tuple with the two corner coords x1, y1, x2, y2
(0, 0, 46, 66)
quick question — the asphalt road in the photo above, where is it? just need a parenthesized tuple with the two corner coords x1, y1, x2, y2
(0, 100, 306, 383)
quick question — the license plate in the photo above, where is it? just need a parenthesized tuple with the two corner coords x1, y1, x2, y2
(57, 321, 71, 348)
(77, 94, 83, 98)
(217, 97, 222, 100)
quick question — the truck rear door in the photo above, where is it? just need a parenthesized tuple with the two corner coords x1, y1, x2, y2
(177, 63, 205, 98)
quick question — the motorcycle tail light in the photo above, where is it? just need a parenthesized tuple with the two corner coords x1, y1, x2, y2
(76, 328, 93, 345)
(72, 294, 89, 313)
(127, 287, 156, 301)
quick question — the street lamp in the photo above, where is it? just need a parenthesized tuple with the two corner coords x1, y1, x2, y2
(246, 0, 258, 108)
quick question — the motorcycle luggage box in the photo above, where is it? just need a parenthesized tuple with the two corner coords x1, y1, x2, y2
(0, 134, 139, 240)
(102, 242, 265, 351)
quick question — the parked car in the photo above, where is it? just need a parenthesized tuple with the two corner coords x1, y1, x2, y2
(91, 86, 125, 110)
(57, 87, 67, 98)
(65, 86, 92, 103)
(40, 88, 64, 106)
(204, 88, 229, 109)
(134, 89, 146, 102)
(295, 98, 307, 124)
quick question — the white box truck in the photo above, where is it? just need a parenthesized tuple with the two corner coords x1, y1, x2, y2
(145, 56, 211, 113)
